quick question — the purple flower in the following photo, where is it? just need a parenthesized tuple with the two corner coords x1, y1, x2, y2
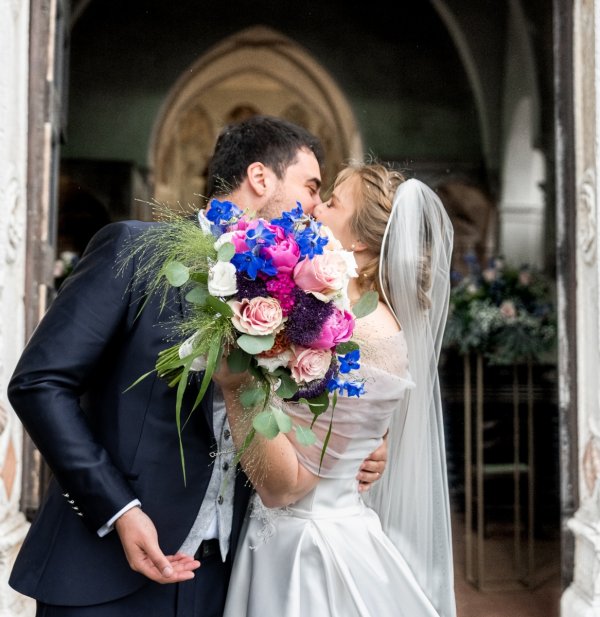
(236, 272, 267, 300)
(285, 288, 334, 346)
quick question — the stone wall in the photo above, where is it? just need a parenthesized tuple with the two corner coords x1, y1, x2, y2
(0, 0, 34, 615)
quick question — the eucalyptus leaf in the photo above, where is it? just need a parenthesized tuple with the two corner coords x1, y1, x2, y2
(237, 334, 275, 355)
(185, 286, 209, 304)
(164, 261, 190, 287)
(206, 295, 234, 317)
(190, 272, 208, 284)
(217, 242, 235, 262)
(273, 406, 293, 433)
(253, 410, 280, 439)
(227, 348, 251, 373)
(295, 425, 317, 446)
(240, 387, 267, 408)
(299, 391, 329, 417)
(335, 340, 359, 355)
(275, 371, 299, 399)
(352, 290, 379, 318)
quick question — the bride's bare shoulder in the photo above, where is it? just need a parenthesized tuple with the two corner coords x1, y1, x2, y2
(355, 301, 401, 338)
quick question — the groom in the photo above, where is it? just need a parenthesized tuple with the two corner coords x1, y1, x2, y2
(8, 115, 385, 616)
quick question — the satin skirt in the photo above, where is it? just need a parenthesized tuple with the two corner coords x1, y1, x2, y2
(223, 477, 439, 617)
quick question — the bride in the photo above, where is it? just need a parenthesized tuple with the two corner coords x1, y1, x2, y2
(215, 163, 456, 617)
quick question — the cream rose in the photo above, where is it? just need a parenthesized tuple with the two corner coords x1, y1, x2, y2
(208, 261, 238, 297)
(288, 345, 332, 384)
(229, 297, 284, 336)
(255, 349, 293, 372)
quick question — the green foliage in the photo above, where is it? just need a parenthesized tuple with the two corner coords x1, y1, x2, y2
(335, 340, 359, 354)
(253, 409, 280, 439)
(352, 290, 379, 318)
(237, 333, 275, 355)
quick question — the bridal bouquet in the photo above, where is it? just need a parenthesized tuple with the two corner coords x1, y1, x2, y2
(130, 199, 375, 478)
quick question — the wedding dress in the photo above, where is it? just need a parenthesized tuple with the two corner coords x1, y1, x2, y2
(223, 329, 440, 617)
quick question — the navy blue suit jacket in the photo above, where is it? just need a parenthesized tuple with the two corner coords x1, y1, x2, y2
(8, 221, 251, 606)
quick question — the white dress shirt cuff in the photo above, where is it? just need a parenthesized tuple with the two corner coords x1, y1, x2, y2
(97, 499, 141, 537)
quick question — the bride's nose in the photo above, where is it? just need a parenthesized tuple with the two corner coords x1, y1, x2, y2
(313, 202, 325, 219)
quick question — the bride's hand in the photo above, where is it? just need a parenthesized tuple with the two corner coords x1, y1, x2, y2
(357, 433, 388, 492)
(212, 353, 252, 393)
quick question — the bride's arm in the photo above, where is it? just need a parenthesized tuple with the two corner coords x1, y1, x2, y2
(215, 362, 320, 508)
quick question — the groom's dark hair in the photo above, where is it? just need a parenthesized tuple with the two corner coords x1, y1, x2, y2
(205, 114, 324, 198)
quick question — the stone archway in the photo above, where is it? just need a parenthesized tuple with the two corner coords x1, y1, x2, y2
(149, 25, 363, 210)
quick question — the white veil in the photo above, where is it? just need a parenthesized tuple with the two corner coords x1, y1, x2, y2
(366, 178, 456, 617)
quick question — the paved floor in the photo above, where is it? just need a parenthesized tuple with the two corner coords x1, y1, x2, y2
(452, 512, 562, 617)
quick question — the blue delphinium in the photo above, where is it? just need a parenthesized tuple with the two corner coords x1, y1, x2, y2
(245, 221, 276, 250)
(326, 377, 365, 397)
(206, 199, 242, 227)
(338, 350, 360, 374)
(271, 202, 305, 233)
(231, 251, 277, 280)
(295, 220, 328, 259)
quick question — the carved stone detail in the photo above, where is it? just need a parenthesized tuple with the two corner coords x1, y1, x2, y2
(577, 167, 597, 265)
(583, 437, 600, 497)
(4, 173, 24, 265)
(0, 402, 7, 436)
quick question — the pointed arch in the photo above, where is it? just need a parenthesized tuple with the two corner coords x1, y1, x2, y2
(149, 26, 363, 207)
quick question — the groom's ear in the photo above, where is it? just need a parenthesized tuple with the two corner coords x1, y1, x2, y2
(246, 162, 269, 197)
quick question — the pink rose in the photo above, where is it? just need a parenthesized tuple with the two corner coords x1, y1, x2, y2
(262, 235, 300, 273)
(482, 268, 496, 282)
(312, 308, 355, 349)
(231, 230, 250, 253)
(499, 300, 517, 319)
(229, 297, 284, 335)
(518, 271, 531, 286)
(293, 252, 349, 295)
(288, 346, 332, 384)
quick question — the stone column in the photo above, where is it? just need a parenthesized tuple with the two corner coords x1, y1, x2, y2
(0, 1, 34, 615)
(561, 0, 600, 615)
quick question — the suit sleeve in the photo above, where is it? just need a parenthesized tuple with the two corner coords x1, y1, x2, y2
(8, 222, 142, 533)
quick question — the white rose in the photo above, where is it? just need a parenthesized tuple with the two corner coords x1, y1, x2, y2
(319, 225, 343, 251)
(178, 332, 207, 372)
(339, 250, 358, 278)
(255, 349, 293, 373)
(213, 231, 235, 251)
(197, 209, 214, 234)
(208, 261, 238, 297)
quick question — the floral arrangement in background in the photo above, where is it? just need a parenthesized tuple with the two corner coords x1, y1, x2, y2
(443, 253, 557, 365)
(128, 199, 376, 479)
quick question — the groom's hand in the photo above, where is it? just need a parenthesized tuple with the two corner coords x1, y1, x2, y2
(115, 506, 200, 584)
(357, 434, 388, 492)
